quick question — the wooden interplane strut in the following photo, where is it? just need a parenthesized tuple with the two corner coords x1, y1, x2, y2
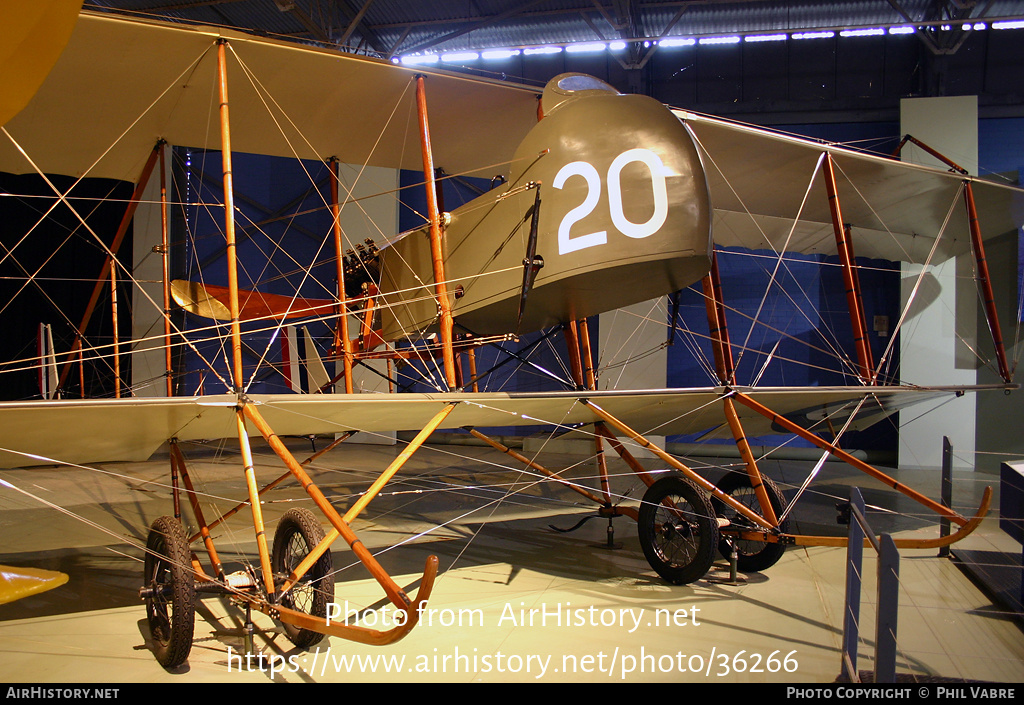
(701, 253, 735, 385)
(415, 75, 457, 390)
(217, 39, 244, 392)
(700, 251, 780, 527)
(159, 143, 174, 397)
(964, 182, 1012, 383)
(110, 259, 120, 398)
(823, 154, 875, 384)
(329, 157, 355, 394)
(892, 135, 1012, 384)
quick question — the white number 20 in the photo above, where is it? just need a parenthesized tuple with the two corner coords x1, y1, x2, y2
(553, 148, 669, 256)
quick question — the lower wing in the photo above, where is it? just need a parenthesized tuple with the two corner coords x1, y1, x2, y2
(0, 384, 1009, 468)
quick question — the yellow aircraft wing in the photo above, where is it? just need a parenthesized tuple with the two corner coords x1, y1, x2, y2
(0, 1, 82, 128)
(0, 565, 69, 605)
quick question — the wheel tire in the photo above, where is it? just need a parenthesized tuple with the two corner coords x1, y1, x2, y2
(638, 474, 718, 585)
(711, 471, 788, 572)
(143, 516, 196, 668)
(271, 508, 334, 648)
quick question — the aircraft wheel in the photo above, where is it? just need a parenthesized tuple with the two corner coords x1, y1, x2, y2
(711, 471, 788, 572)
(638, 474, 718, 585)
(143, 516, 196, 668)
(271, 508, 334, 648)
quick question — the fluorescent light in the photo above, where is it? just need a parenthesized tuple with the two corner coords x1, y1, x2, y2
(699, 35, 741, 45)
(973, 22, 987, 30)
(523, 45, 562, 55)
(609, 41, 627, 51)
(441, 52, 478, 62)
(993, 20, 1024, 30)
(840, 28, 885, 37)
(400, 54, 438, 65)
(659, 37, 696, 47)
(889, 26, 916, 34)
(744, 33, 787, 42)
(792, 31, 834, 40)
(481, 49, 520, 60)
(565, 42, 607, 53)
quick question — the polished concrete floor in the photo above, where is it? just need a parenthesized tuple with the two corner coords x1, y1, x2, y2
(0, 435, 1021, 683)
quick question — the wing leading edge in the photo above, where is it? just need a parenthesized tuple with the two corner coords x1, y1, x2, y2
(0, 385, 1005, 469)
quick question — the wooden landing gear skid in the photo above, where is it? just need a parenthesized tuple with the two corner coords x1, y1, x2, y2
(139, 401, 452, 668)
(588, 395, 990, 584)
(469, 390, 992, 590)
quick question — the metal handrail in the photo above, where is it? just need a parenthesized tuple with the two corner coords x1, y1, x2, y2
(841, 487, 901, 683)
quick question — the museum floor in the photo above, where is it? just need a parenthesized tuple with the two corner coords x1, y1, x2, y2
(0, 437, 1021, 684)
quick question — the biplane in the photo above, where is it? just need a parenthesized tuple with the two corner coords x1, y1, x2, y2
(0, 6, 1021, 669)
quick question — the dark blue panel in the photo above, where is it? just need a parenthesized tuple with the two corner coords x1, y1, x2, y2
(0, 173, 134, 400)
(1000, 462, 1024, 544)
(175, 150, 337, 395)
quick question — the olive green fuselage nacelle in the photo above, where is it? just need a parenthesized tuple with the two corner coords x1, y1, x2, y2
(378, 78, 712, 341)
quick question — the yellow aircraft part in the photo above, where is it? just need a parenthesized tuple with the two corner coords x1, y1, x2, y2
(0, 565, 69, 605)
(0, 1, 83, 127)
(171, 280, 233, 321)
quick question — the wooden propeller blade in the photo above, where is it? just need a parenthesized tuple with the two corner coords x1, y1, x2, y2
(171, 279, 336, 322)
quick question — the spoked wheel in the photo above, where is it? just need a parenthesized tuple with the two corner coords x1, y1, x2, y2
(143, 515, 196, 668)
(711, 471, 788, 572)
(271, 508, 334, 648)
(638, 473, 718, 585)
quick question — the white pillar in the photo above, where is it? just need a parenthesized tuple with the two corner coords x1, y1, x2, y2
(132, 149, 172, 397)
(898, 96, 978, 471)
(599, 297, 668, 455)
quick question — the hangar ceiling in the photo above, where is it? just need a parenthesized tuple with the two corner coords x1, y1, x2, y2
(83, 2, 1024, 57)
(75, 1, 1024, 121)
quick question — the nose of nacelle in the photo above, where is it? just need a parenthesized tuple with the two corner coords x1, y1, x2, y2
(377, 73, 714, 340)
(496, 74, 713, 327)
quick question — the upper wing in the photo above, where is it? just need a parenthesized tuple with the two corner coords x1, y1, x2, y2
(0, 385, 998, 468)
(677, 110, 1024, 264)
(0, 11, 539, 182)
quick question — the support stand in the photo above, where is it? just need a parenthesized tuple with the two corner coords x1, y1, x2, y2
(591, 514, 622, 550)
(707, 542, 744, 586)
(243, 602, 255, 657)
